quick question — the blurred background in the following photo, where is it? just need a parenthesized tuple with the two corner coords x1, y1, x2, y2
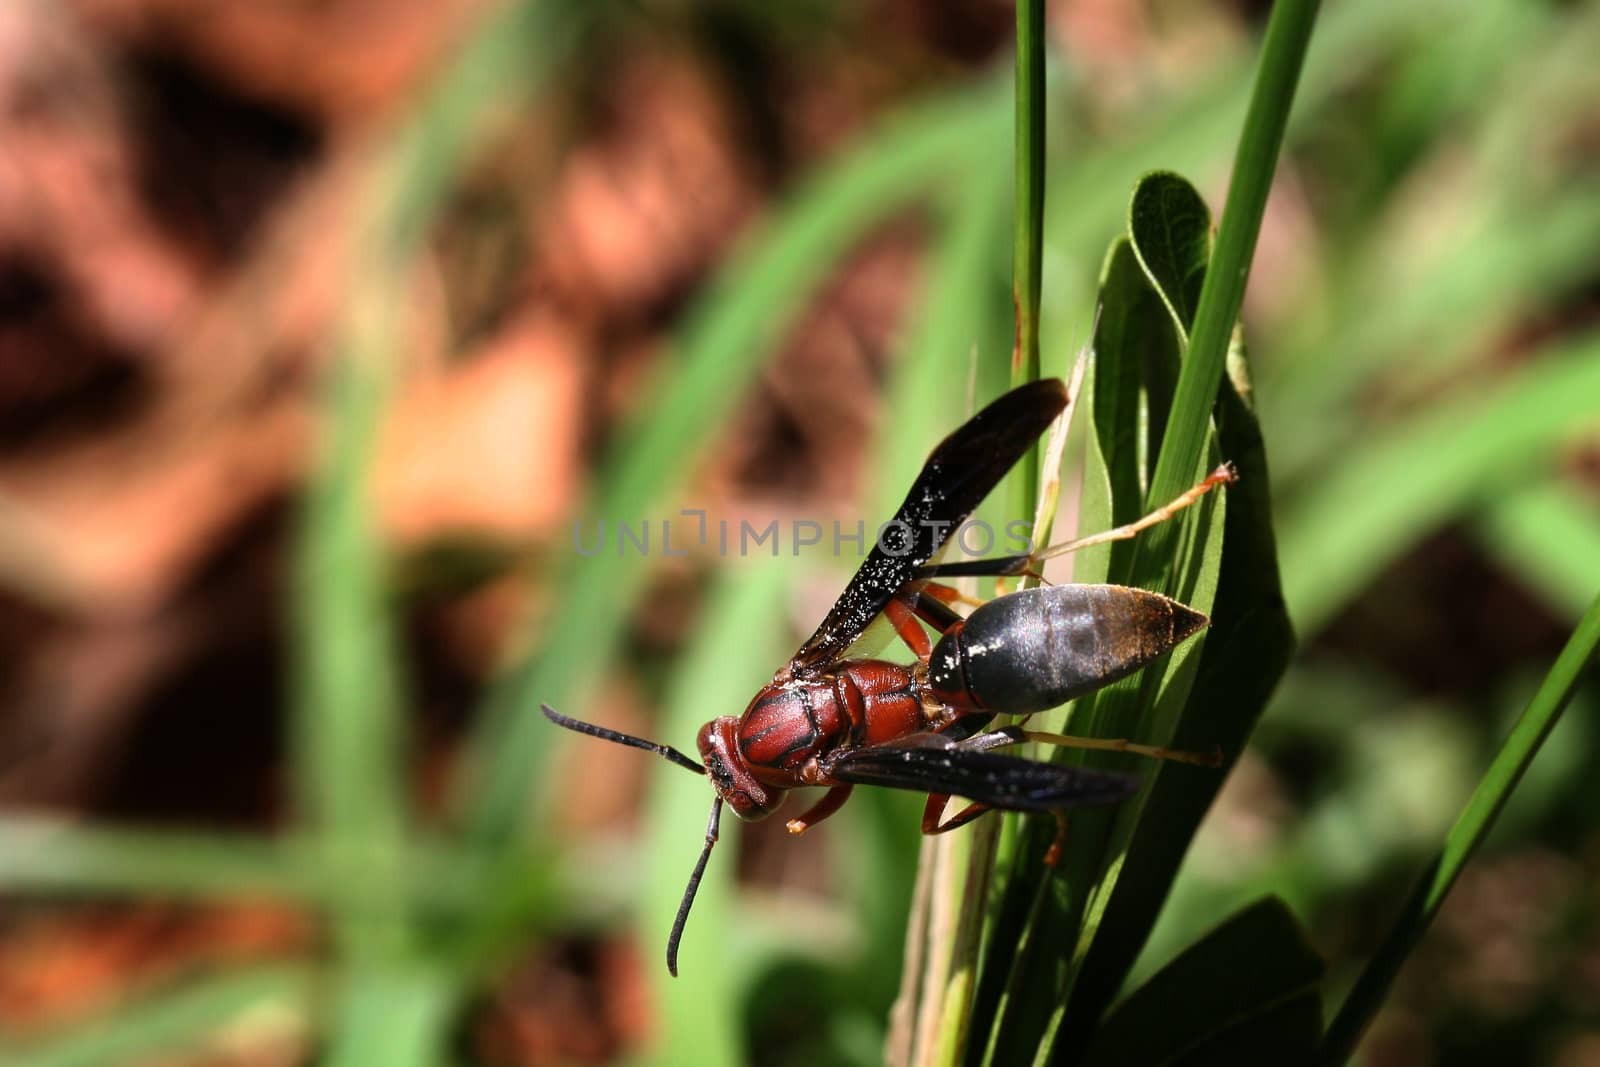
(0, 0, 1597, 1064)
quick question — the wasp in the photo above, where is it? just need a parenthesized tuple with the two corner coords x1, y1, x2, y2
(545, 378, 1234, 973)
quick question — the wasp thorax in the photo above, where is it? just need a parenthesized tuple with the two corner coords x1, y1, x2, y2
(696, 717, 782, 820)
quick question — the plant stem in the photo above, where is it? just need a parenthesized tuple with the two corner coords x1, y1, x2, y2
(1010, 0, 1046, 502)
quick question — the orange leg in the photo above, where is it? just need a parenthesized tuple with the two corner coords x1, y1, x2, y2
(885, 579, 985, 662)
(1043, 812, 1070, 867)
(922, 795, 1070, 867)
(917, 581, 983, 611)
(884, 598, 933, 660)
(786, 785, 854, 835)
(920, 793, 993, 835)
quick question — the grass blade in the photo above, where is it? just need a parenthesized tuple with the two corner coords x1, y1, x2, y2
(1009, 0, 1047, 491)
(1, 965, 311, 1067)
(1278, 332, 1600, 636)
(1476, 482, 1600, 620)
(1323, 588, 1600, 1061)
(292, 3, 586, 1061)
(971, 181, 1231, 1065)
(1139, 0, 1319, 560)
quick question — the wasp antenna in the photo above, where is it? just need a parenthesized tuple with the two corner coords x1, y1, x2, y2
(667, 796, 723, 977)
(541, 704, 705, 775)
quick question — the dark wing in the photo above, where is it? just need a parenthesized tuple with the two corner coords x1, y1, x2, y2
(826, 743, 1139, 811)
(784, 377, 1068, 678)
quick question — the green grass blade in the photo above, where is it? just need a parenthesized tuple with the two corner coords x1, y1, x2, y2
(0, 817, 550, 930)
(919, 15, 1053, 1059)
(293, 308, 409, 929)
(1266, 192, 1600, 485)
(1139, 0, 1319, 562)
(324, 965, 459, 1067)
(1323, 589, 1600, 1062)
(294, 0, 582, 891)
(1010, 0, 1046, 496)
(291, 3, 585, 1061)
(0, 819, 321, 900)
(0, 965, 312, 1067)
(1277, 332, 1600, 636)
(1476, 482, 1600, 621)
(457, 79, 1011, 854)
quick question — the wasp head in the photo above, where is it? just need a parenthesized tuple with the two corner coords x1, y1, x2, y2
(696, 717, 781, 820)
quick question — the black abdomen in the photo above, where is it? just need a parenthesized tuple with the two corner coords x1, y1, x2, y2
(925, 585, 1207, 714)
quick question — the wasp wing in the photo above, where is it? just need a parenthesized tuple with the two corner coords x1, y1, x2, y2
(826, 742, 1139, 811)
(785, 378, 1068, 678)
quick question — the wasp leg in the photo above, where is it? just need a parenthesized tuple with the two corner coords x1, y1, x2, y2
(964, 724, 1221, 767)
(920, 792, 993, 834)
(914, 463, 1236, 582)
(885, 581, 976, 661)
(786, 785, 854, 836)
(893, 582, 969, 633)
(923, 790, 1069, 867)
(883, 598, 934, 660)
(1033, 462, 1237, 563)
(1043, 812, 1070, 867)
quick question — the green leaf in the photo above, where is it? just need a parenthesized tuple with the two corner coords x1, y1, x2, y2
(1125, 171, 1211, 465)
(1030, 172, 1233, 1062)
(1082, 897, 1323, 1067)
(1092, 238, 1181, 548)
(1128, 172, 1214, 337)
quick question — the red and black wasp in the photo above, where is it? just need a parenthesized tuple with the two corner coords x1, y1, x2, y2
(544, 377, 1236, 974)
